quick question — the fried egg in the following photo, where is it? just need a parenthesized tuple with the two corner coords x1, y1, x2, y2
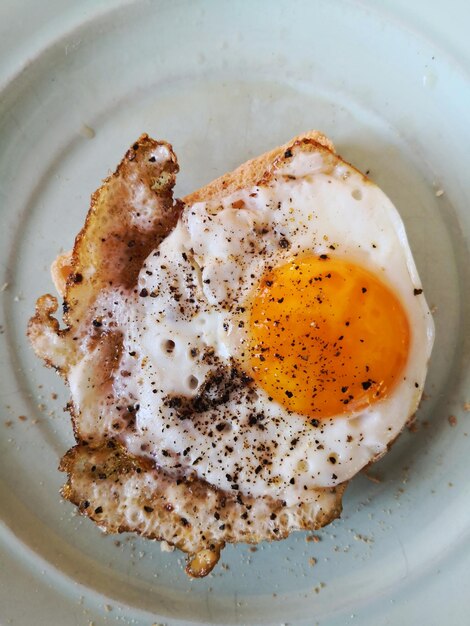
(67, 144, 434, 507)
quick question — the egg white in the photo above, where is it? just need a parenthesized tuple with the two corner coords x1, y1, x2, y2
(72, 150, 434, 506)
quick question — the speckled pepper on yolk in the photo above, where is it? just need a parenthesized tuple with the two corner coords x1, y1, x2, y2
(248, 256, 410, 419)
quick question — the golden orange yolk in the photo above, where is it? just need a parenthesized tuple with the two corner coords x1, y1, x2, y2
(248, 256, 410, 419)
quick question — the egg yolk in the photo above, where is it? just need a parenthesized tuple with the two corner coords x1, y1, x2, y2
(248, 256, 410, 419)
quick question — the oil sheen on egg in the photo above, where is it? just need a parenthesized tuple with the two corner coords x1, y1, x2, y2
(99, 149, 434, 506)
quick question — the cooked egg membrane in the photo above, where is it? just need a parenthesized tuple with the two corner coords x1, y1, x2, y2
(70, 150, 434, 506)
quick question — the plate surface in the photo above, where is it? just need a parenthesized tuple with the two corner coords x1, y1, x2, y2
(1, 1, 470, 625)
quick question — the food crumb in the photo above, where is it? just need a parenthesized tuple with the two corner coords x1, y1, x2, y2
(448, 415, 457, 427)
(80, 124, 96, 139)
(1, 282, 9, 292)
(306, 534, 321, 543)
(249, 546, 258, 552)
(104, 604, 112, 612)
(463, 402, 470, 412)
(51, 392, 58, 400)
(354, 533, 374, 544)
(435, 189, 444, 197)
(4, 420, 13, 427)
(309, 557, 317, 567)
(18, 415, 28, 422)
(114, 540, 121, 547)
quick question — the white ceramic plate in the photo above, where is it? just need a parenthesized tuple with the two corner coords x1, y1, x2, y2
(1, 1, 470, 624)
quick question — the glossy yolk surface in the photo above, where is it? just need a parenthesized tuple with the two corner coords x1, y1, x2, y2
(248, 256, 410, 419)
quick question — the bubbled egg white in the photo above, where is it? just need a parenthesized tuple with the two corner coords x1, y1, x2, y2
(91, 149, 434, 506)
